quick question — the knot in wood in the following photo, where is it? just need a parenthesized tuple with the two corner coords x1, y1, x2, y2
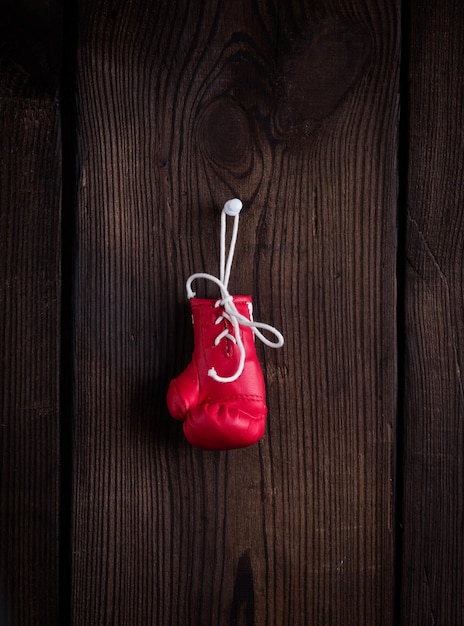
(197, 99, 251, 171)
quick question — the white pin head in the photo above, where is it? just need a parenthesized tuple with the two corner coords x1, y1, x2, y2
(223, 198, 243, 217)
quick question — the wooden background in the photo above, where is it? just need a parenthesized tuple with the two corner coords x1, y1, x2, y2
(0, 0, 463, 624)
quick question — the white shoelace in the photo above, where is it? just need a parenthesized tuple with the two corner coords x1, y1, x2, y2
(186, 199, 284, 383)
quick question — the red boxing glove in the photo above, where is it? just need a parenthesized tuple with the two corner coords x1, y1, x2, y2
(167, 296, 267, 450)
(167, 198, 283, 450)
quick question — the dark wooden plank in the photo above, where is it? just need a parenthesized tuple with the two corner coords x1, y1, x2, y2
(0, 3, 62, 625)
(0, 0, 62, 99)
(73, 0, 398, 623)
(401, 2, 464, 623)
(0, 92, 61, 626)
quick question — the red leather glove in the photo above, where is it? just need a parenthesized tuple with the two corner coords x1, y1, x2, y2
(167, 198, 283, 450)
(167, 296, 267, 450)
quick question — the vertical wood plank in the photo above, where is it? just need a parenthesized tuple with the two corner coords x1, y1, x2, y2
(0, 3, 62, 624)
(402, 1, 464, 623)
(73, 0, 398, 623)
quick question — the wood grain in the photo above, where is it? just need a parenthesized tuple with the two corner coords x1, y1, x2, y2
(401, 1, 464, 623)
(73, 0, 398, 624)
(0, 111, 60, 626)
(0, 8, 62, 620)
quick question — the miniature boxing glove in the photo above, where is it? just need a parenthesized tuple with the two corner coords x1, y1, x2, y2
(166, 198, 283, 450)
(167, 296, 267, 450)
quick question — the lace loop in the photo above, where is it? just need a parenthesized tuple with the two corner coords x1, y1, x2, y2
(185, 199, 284, 383)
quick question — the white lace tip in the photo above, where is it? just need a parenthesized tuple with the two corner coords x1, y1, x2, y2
(223, 198, 242, 216)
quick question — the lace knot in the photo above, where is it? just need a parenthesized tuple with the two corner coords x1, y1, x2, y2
(215, 295, 233, 309)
